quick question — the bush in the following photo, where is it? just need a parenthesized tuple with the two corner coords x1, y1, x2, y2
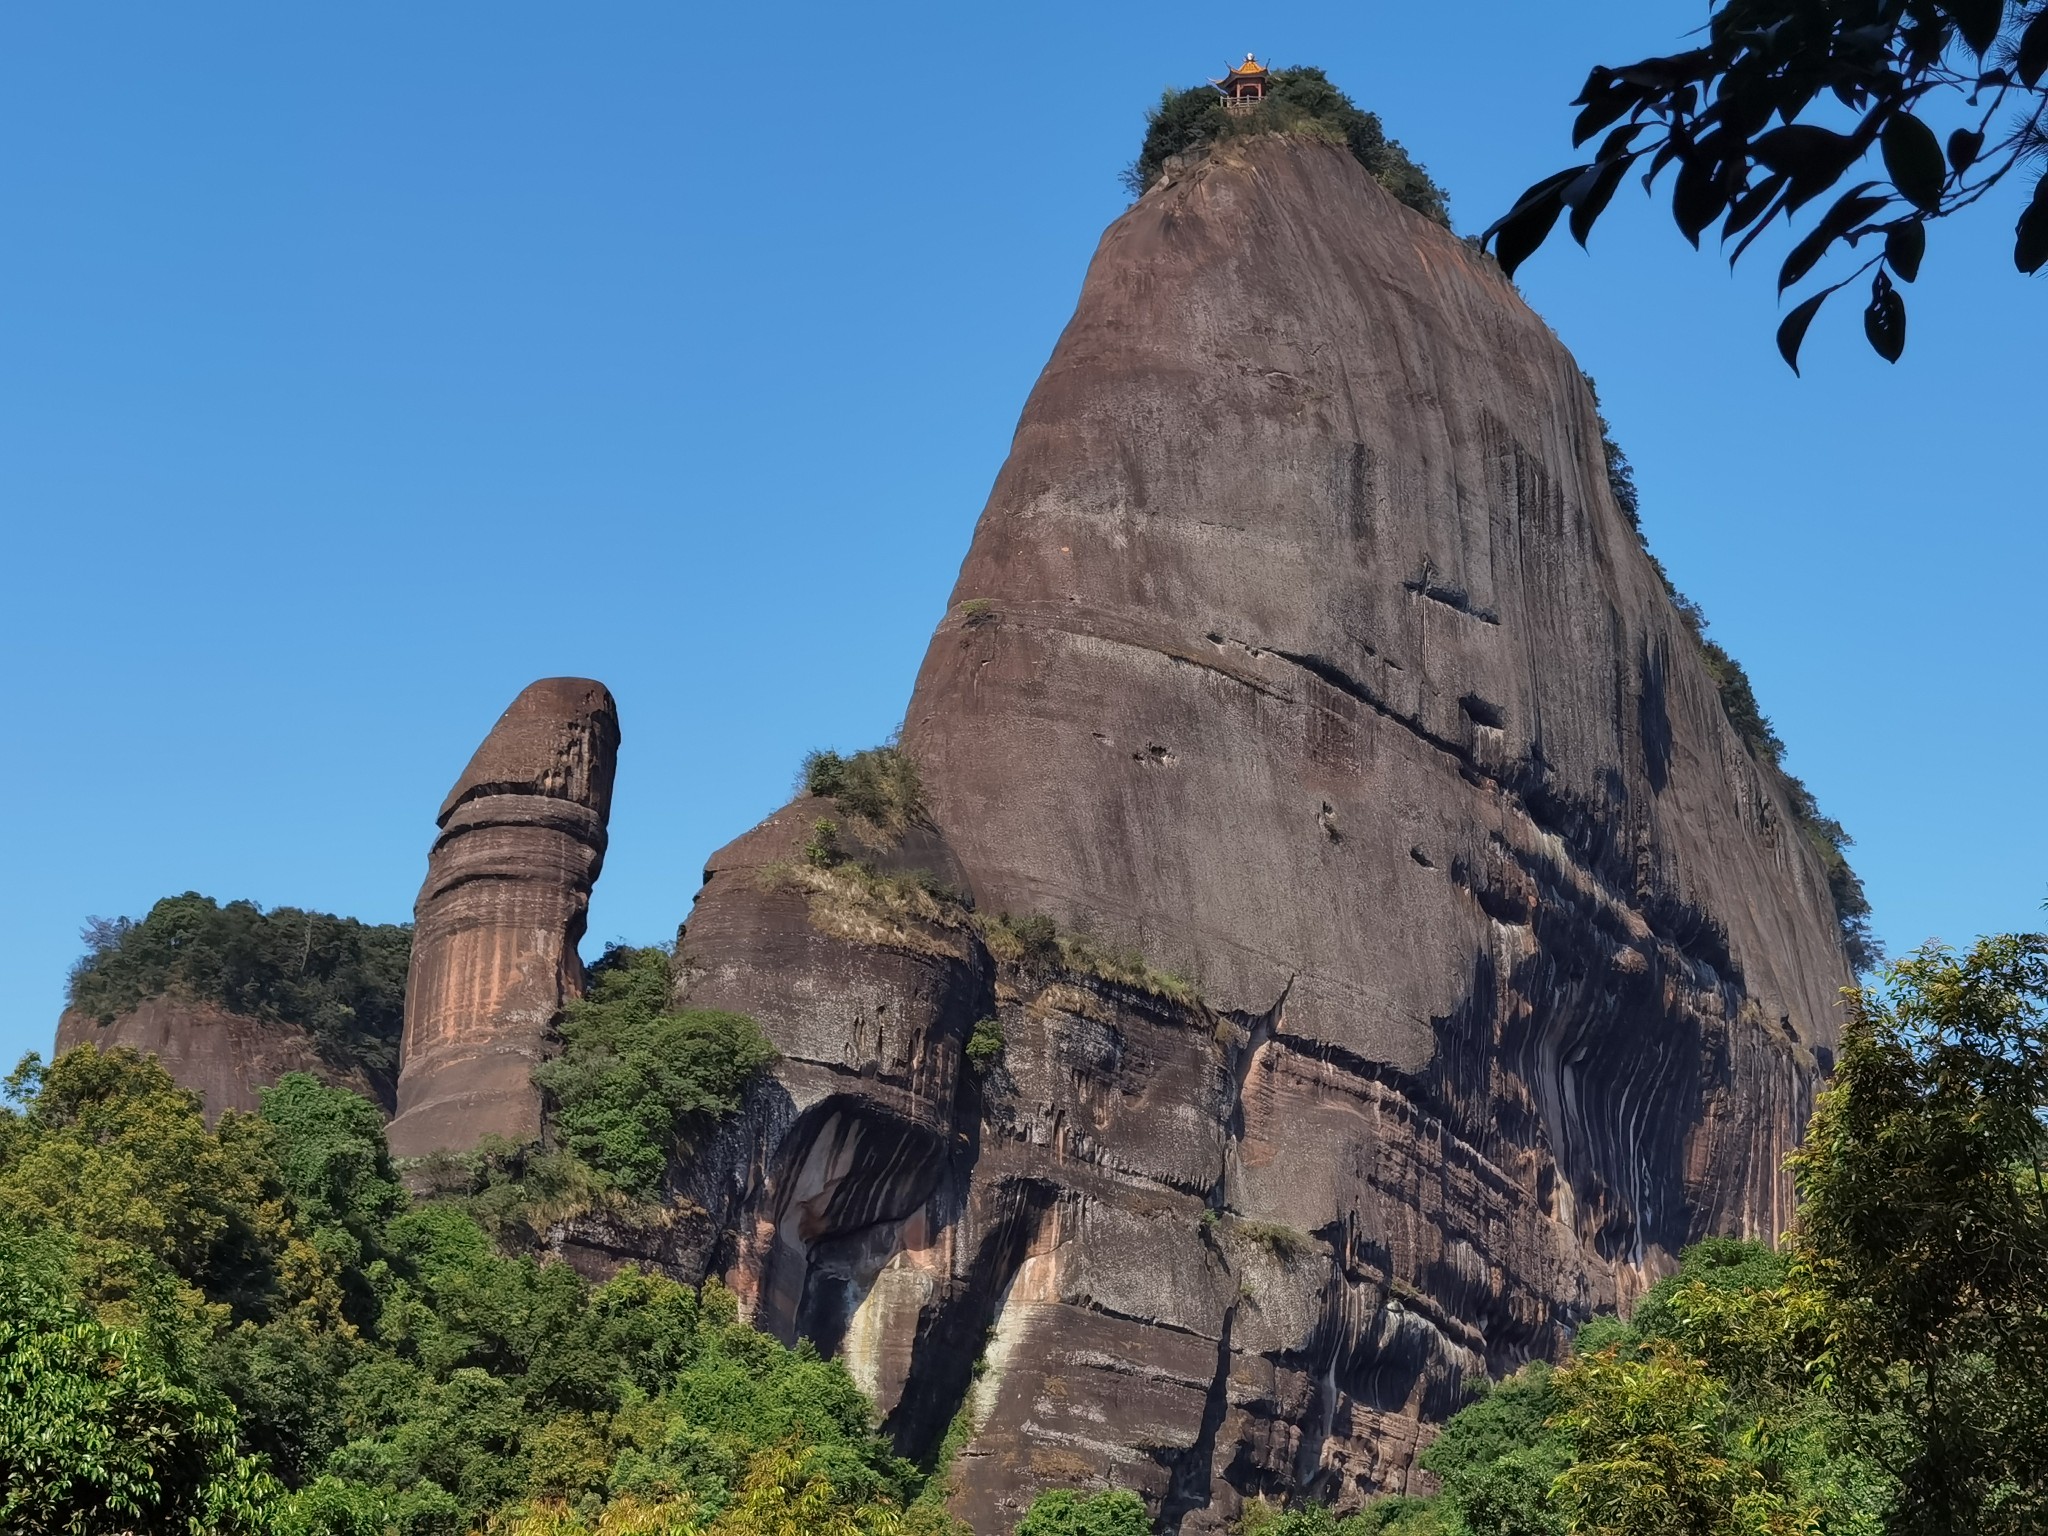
(66, 893, 411, 1081)
(965, 1017, 1004, 1075)
(1015, 1487, 1150, 1536)
(977, 913, 1201, 1005)
(801, 746, 924, 832)
(1232, 1221, 1314, 1264)
(1125, 66, 1449, 226)
(532, 947, 777, 1202)
(805, 818, 845, 869)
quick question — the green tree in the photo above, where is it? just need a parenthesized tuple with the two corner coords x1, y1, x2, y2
(1550, 1341, 1818, 1536)
(1489, 0, 2048, 367)
(0, 1048, 929, 1534)
(0, 1047, 300, 1320)
(1014, 1488, 1151, 1536)
(0, 1243, 280, 1536)
(1418, 1361, 1570, 1535)
(1789, 933, 2048, 1533)
(532, 946, 777, 1201)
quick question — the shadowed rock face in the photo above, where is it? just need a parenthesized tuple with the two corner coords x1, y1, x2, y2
(54, 999, 391, 1121)
(386, 678, 620, 1158)
(660, 137, 1849, 1531)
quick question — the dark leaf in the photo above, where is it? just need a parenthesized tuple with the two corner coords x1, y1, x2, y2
(2016, 175, 2048, 273)
(1611, 49, 1716, 92)
(1863, 270, 1906, 362)
(1724, 172, 1789, 238)
(1566, 159, 1632, 246)
(1484, 170, 1580, 277)
(1779, 224, 1839, 292)
(1778, 185, 1890, 291)
(1754, 124, 1862, 209)
(1881, 114, 1947, 211)
(1937, 0, 2004, 54)
(1643, 139, 1684, 188)
(1573, 77, 1643, 146)
(1777, 289, 1830, 374)
(1596, 122, 1652, 160)
(1948, 127, 1986, 174)
(1886, 220, 1927, 282)
(2022, 6, 2048, 85)
(1673, 153, 1729, 245)
(1729, 188, 1794, 267)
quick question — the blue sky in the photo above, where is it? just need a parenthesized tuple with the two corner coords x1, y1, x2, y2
(3, 2, 2042, 1066)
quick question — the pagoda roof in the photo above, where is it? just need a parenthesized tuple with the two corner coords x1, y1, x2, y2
(1212, 53, 1268, 84)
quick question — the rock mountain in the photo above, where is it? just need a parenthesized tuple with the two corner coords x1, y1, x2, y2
(60, 134, 1853, 1532)
(655, 136, 1850, 1529)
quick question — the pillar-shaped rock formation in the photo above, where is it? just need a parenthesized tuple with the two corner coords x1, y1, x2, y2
(387, 678, 619, 1157)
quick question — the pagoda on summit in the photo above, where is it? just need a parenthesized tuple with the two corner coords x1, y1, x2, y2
(1212, 53, 1268, 113)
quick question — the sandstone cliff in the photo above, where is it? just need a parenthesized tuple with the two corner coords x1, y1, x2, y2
(54, 997, 391, 1120)
(666, 137, 1851, 1532)
(387, 678, 620, 1158)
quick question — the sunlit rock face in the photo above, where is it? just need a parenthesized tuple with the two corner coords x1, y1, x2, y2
(669, 136, 1849, 1532)
(386, 678, 619, 1158)
(54, 997, 392, 1121)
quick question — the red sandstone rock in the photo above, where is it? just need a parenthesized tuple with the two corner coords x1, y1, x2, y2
(664, 137, 1849, 1531)
(53, 998, 389, 1121)
(386, 678, 619, 1158)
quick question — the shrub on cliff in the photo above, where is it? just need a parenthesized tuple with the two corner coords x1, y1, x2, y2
(532, 945, 777, 1202)
(1015, 1487, 1150, 1536)
(1125, 67, 1449, 226)
(803, 745, 925, 833)
(66, 893, 412, 1079)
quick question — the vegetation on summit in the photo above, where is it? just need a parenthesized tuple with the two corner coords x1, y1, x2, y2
(66, 893, 412, 1083)
(1126, 67, 1451, 225)
(1490, 0, 2048, 366)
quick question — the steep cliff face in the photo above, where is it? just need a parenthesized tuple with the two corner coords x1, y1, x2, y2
(387, 678, 620, 1158)
(54, 998, 391, 1120)
(670, 136, 1849, 1531)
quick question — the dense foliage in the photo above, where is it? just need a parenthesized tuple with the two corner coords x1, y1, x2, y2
(1584, 381, 1876, 970)
(1789, 933, 2048, 1531)
(1013, 1489, 1149, 1536)
(1126, 66, 1451, 225)
(1489, 0, 2048, 365)
(67, 893, 411, 1082)
(532, 947, 778, 1203)
(0, 1050, 925, 1535)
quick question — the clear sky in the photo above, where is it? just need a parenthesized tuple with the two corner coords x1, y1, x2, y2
(3, 2, 2042, 1067)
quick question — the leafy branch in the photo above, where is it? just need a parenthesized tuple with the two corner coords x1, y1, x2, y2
(1486, 0, 2048, 368)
